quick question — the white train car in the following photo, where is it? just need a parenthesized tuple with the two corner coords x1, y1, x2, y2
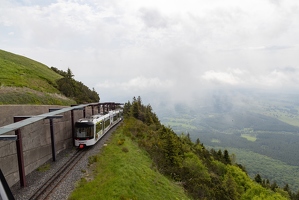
(74, 109, 123, 148)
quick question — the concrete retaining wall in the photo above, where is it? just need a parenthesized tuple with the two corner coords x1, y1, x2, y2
(0, 105, 96, 187)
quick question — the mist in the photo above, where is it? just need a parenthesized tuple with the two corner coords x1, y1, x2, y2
(1, 0, 299, 115)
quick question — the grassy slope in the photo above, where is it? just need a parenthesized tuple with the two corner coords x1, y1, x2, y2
(0, 86, 76, 105)
(69, 126, 191, 200)
(0, 49, 76, 105)
(0, 49, 61, 92)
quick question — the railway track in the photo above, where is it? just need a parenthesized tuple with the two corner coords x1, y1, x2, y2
(5, 121, 123, 200)
(26, 122, 122, 200)
(29, 148, 88, 200)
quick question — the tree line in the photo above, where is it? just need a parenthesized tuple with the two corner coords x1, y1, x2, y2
(51, 67, 99, 104)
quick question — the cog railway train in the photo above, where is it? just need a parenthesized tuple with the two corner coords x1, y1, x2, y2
(74, 109, 123, 149)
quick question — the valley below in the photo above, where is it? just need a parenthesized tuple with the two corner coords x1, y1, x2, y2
(157, 91, 299, 192)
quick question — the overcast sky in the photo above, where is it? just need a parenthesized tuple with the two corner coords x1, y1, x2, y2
(1, 0, 299, 108)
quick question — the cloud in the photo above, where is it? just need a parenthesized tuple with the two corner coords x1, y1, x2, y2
(96, 76, 173, 91)
(263, 70, 287, 86)
(1, 0, 299, 106)
(139, 8, 169, 29)
(200, 66, 299, 92)
(259, 68, 299, 89)
(201, 69, 248, 85)
(95, 76, 176, 104)
(0, 0, 131, 49)
(268, 0, 281, 6)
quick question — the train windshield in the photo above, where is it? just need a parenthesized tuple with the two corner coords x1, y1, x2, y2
(75, 122, 94, 139)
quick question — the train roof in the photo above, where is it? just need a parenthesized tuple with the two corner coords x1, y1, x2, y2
(75, 120, 94, 127)
(75, 109, 122, 124)
(76, 113, 106, 124)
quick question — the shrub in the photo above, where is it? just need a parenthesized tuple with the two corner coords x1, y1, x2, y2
(122, 147, 129, 153)
(88, 155, 99, 165)
(37, 163, 50, 172)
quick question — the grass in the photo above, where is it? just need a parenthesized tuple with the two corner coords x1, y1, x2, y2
(88, 155, 100, 165)
(0, 49, 76, 105)
(0, 49, 61, 93)
(69, 127, 190, 200)
(37, 163, 50, 172)
(0, 86, 76, 105)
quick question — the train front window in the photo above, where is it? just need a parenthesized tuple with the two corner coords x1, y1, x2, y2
(75, 124, 94, 138)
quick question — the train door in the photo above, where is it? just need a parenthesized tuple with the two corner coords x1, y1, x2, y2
(110, 112, 113, 124)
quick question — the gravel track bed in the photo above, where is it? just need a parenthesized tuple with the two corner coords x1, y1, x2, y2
(10, 125, 118, 200)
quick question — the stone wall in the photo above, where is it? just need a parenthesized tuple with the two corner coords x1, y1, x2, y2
(0, 105, 96, 186)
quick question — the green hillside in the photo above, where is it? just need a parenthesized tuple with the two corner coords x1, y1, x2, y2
(0, 49, 98, 105)
(0, 49, 62, 93)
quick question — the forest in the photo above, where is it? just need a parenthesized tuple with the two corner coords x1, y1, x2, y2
(122, 96, 297, 199)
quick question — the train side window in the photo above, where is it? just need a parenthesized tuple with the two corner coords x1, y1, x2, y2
(104, 118, 110, 129)
(96, 121, 102, 133)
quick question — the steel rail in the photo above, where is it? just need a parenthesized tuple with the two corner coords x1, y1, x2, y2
(28, 149, 88, 200)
